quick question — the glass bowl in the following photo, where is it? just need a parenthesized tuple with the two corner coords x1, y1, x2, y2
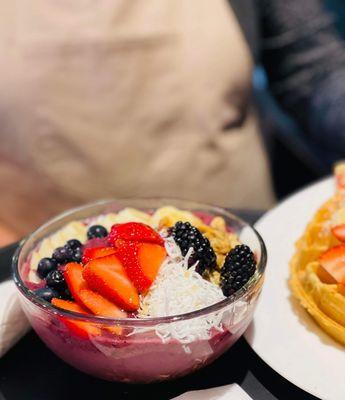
(12, 199, 266, 383)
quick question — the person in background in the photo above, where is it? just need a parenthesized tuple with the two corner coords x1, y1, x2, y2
(0, 0, 344, 246)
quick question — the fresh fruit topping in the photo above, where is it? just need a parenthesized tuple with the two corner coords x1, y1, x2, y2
(66, 239, 82, 250)
(115, 242, 166, 292)
(319, 244, 345, 283)
(138, 243, 167, 282)
(170, 221, 217, 274)
(108, 222, 164, 246)
(63, 287, 73, 301)
(71, 247, 83, 263)
(220, 245, 256, 296)
(51, 298, 100, 339)
(87, 225, 108, 239)
(37, 257, 58, 279)
(78, 289, 126, 318)
(317, 264, 337, 284)
(83, 255, 139, 311)
(64, 263, 87, 304)
(82, 247, 117, 264)
(52, 245, 73, 264)
(52, 298, 88, 313)
(33, 287, 59, 302)
(78, 289, 126, 335)
(46, 270, 67, 292)
(331, 224, 345, 242)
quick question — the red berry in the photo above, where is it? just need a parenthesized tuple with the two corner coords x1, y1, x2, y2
(115, 241, 166, 293)
(108, 222, 164, 246)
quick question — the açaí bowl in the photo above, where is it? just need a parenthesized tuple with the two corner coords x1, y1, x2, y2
(12, 199, 266, 383)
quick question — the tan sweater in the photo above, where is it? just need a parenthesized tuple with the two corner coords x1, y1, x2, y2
(0, 0, 274, 236)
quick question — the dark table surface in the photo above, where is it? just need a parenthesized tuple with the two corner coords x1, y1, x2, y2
(0, 211, 319, 400)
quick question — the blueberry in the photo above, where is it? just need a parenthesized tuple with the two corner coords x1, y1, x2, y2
(71, 247, 82, 263)
(46, 270, 66, 290)
(60, 287, 73, 301)
(52, 246, 73, 264)
(33, 287, 59, 302)
(87, 225, 108, 239)
(66, 239, 82, 250)
(37, 257, 57, 279)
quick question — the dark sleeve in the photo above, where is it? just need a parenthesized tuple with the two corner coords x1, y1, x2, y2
(259, 0, 345, 161)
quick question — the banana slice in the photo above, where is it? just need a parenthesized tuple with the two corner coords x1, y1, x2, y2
(90, 213, 119, 231)
(114, 208, 151, 225)
(28, 221, 87, 281)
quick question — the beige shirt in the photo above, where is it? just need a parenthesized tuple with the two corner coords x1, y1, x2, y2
(0, 0, 274, 236)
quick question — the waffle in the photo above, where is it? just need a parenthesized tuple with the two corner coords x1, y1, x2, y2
(290, 164, 345, 346)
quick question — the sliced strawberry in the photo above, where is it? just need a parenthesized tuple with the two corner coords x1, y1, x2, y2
(83, 255, 139, 311)
(78, 289, 126, 318)
(82, 247, 117, 264)
(51, 298, 100, 339)
(138, 242, 167, 283)
(317, 264, 337, 284)
(108, 222, 164, 246)
(331, 224, 345, 242)
(63, 263, 87, 305)
(319, 244, 345, 283)
(78, 289, 126, 335)
(115, 242, 166, 293)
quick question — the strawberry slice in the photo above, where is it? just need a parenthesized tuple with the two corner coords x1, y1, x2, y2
(319, 244, 345, 283)
(64, 263, 87, 305)
(83, 255, 139, 311)
(108, 222, 164, 246)
(115, 242, 166, 293)
(332, 224, 345, 242)
(82, 247, 117, 264)
(51, 298, 100, 339)
(78, 289, 126, 335)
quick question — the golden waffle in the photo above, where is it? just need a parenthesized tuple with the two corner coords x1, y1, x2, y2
(290, 187, 345, 346)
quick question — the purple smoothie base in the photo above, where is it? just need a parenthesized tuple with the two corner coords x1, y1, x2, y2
(20, 293, 254, 383)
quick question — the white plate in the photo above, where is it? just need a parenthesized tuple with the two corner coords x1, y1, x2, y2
(245, 177, 345, 400)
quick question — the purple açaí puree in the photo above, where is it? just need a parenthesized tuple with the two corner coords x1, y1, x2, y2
(21, 258, 256, 382)
(22, 292, 254, 383)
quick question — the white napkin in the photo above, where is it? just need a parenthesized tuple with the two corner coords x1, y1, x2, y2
(172, 384, 253, 400)
(0, 280, 30, 357)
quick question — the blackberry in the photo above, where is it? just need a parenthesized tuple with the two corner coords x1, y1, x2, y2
(220, 245, 256, 296)
(170, 221, 217, 274)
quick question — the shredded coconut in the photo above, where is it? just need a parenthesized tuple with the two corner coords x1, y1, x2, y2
(132, 236, 226, 344)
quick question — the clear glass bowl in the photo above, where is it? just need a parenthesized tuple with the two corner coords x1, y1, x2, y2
(12, 199, 266, 383)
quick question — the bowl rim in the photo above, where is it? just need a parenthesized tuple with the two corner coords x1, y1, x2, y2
(12, 198, 267, 327)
